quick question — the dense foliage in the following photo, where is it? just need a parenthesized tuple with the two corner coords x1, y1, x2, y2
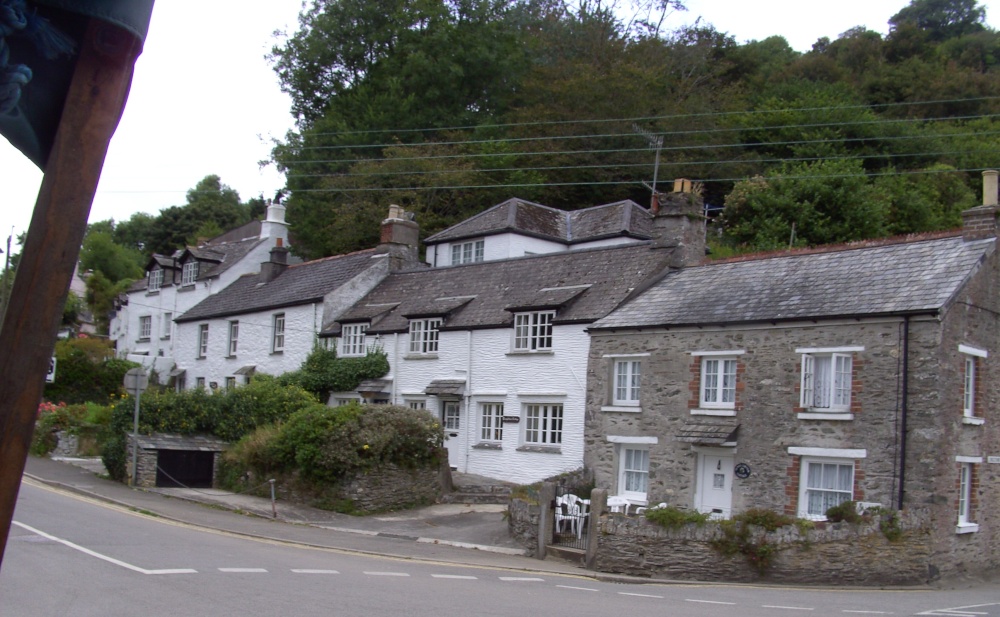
(220, 402, 444, 485)
(263, 0, 1000, 259)
(101, 376, 317, 481)
(42, 337, 138, 405)
(278, 345, 391, 402)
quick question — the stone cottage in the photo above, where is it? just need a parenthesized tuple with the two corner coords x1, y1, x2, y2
(584, 171, 1000, 579)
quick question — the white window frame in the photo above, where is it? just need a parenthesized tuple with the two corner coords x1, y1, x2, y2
(272, 313, 285, 353)
(700, 357, 737, 409)
(147, 268, 162, 292)
(408, 318, 442, 354)
(227, 320, 239, 357)
(139, 315, 151, 340)
(797, 347, 862, 415)
(480, 402, 504, 442)
(225, 376, 236, 390)
(513, 311, 554, 352)
(442, 401, 461, 431)
(198, 324, 209, 358)
(406, 399, 426, 410)
(960, 345, 987, 424)
(181, 261, 199, 285)
(340, 323, 368, 357)
(788, 448, 865, 520)
(613, 359, 641, 406)
(956, 456, 982, 533)
(799, 458, 855, 520)
(161, 312, 172, 340)
(523, 403, 563, 446)
(451, 239, 484, 265)
(195, 377, 206, 389)
(618, 446, 650, 503)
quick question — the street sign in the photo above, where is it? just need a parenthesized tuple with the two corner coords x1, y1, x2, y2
(123, 367, 148, 395)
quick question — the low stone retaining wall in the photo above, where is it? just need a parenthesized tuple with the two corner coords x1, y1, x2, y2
(596, 510, 932, 585)
(339, 464, 441, 513)
(507, 497, 540, 555)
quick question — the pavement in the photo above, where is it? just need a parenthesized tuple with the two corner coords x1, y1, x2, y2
(20, 455, 601, 580)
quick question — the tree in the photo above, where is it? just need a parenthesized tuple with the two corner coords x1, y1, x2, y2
(145, 175, 249, 256)
(79, 231, 144, 284)
(889, 0, 986, 42)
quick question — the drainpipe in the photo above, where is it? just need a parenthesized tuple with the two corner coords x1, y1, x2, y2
(897, 315, 910, 510)
(391, 333, 399, 404)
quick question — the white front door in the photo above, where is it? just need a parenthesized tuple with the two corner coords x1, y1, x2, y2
(696, 453, 733, 519)
(441, 401, 464, 470)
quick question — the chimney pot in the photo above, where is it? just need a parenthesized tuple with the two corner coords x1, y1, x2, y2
(983, 170, 998, 207)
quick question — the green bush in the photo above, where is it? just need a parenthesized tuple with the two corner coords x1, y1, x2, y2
(645, 506, 711, 529)
(101, 378, 318, 481)
(43, 338, 139, 404)
(278, 346, 390, 402)
(825, 501, 862, 524)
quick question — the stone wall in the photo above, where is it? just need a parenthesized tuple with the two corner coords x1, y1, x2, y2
(338, 464, 441, 514)
(595, 511, 932, 585)
(507, 497, 540, 555)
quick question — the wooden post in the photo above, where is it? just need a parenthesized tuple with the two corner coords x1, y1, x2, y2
(0, 19, 143, 566)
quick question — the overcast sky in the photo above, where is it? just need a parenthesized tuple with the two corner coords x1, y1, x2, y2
(2, 0, 998, 251)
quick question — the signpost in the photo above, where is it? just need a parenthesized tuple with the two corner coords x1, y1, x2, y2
(124, 368, 148, 487)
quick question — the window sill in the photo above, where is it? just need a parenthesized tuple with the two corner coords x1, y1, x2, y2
(196, 356, 206, 360)
(339, 353, 365, 359)
(160, 336, 171, 341)
(797, 412, 853, 421)
(506, 350, 554, 356)
(962, 416, 985, 426)
(177, 284, 195, 292)
(404, 353, 439, 360)
(516, 445, 561, 454)
(473, 442, 502, 450)
(271, 350, 284, 355)
(226, 355, 237, 359)
(601, 405, 642, 413)
(691, 408, 736, 417)
(145, 290, 159, 296)
(136, 338, 150, 343)
(956, 523, 979, 534)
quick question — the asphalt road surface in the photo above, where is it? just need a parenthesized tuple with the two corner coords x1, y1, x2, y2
(2, 482, 998, 617)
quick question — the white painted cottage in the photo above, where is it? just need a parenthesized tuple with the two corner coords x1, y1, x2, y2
(325, 197, 676, 484)
(171, 209, 420, 390)
(109, 204, 289, 381)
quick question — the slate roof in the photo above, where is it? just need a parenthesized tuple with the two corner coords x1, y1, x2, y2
(424, 198, 651, 245)
(130, 236, 267, 293)
(333, 243, 672, 334)
(592, 235, 996, 330)
(176, 249, 383, 322)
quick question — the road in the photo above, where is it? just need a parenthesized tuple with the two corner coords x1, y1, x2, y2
(2, 481, 998, 617)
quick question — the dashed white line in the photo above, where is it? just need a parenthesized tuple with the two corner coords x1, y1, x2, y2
(686, 599, 736, 605)
(499, 577, 545, 582)
(763, 606, 815, 611)
(12, 521, 197, 575)
(291, 569, 340, 574)
(219, 568, 267, 573)
(363, 571, 410, 577)
(842, 611, 893, 614)
(431, 574, 478, 580)
(619, 592, 664, 599)
(556, 585, 599, 592)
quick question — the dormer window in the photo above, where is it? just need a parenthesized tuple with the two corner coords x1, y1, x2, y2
(182, 261, 199, 285)
(451, 239, 484, 265)
(409, 318, 442, 354)
(147, 268, 162, 292)
(340, 323, 367, 357)
(513, 311, 553, 351)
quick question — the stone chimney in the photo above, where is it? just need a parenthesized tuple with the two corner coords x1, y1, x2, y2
(376, 204, 420, 269)
(651, 179, 706, 268)
(961, 170, 999, 241)
(260, 201, 289, 243)
(260, 238, 289, 283)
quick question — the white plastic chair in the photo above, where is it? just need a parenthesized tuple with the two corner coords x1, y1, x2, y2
(554, 495, 579, 535)
(607, 495, 631, 515)
(564, 494, 589, 538)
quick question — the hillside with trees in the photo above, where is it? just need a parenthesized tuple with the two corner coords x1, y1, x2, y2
(268, 0, 1000, 258)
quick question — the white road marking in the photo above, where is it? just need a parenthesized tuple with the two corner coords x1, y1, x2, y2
(917, 605, 999, 617)
(763, 606, 815, 611)
(556, 585, 599, 592)
(431, 574, 477, 579)
(12, 521, 197, 575)
(219, 568, 267, 573)
(686, 599, 736, 605)
(619, 592, 664, 599)
(364, 571, 410, 576)
(842, 611, 893, 614)
(499, 577, 545, 582)
(292, 569, 340, 574)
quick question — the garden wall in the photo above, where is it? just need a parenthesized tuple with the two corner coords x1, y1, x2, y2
(596, 510, 933, 586)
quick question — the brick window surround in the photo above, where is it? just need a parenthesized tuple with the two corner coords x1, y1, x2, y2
(785, 447, 866, 518)
(794, 347, 864, 418)
(688, 351, 745, 415)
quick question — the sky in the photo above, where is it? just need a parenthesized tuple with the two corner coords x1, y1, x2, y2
(2, 0, 999, 251)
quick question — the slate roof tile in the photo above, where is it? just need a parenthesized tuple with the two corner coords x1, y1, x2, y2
(593, 235, 995, 329)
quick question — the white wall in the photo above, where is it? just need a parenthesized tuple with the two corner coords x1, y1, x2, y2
(337, 323, 590, 484)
